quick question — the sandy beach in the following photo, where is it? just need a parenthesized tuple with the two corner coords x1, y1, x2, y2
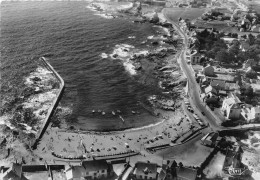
(0, 2, 193, 167)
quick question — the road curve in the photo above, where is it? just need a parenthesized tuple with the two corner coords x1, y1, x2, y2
(162, 8, 224, 130)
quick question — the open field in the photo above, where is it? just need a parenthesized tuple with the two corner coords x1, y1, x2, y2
(203, 152, 226, 179)
(157, 132, 213, 167)
(163, 7, 206, 22)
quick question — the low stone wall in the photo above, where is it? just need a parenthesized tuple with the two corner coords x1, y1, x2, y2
(32, 57, 65, 149)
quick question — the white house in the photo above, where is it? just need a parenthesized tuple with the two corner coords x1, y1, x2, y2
(133, 162, 157, 180)
(201, 132, 219, 147)
(241, 106, 260, 123)
(251, 83, 260, 95)
(203, 65, 215, 77)
(222, 96, 241, 120)
(205, 85, 218, 97)
(190, 51, 202, 64)
(65, 160, 110, 180)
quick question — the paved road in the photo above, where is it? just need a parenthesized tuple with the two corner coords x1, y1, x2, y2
(162, 9, 224, 131)
(162, 9, 260, 132)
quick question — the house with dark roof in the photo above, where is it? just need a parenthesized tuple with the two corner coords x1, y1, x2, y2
(0, 163, 22, 180)
(133, 162, 157, 180)
(210, 80, 226, 91)
(65, 160, 111, 180)
(176, 167, 197, 180)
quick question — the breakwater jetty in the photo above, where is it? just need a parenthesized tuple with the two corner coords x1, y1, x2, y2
(32, 57, 65, 149)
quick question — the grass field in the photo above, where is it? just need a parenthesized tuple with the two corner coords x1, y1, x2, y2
(163, 7, 206, 22)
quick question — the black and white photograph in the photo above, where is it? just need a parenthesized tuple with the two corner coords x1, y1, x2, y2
(1, 0, 260, 179)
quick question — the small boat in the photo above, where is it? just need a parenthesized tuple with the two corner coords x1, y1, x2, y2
(92, 110, 95, 113)
(119, 115, 124, 122)
(117, 110, 121, 113)
(132, 111, 136, 114)
(102, 111, 106, 115)
(112, 111, 116, 115)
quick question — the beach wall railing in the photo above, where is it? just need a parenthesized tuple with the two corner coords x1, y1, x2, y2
(32, 57, 65, 149)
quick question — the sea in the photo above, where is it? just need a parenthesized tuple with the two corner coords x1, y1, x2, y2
(1, 1, 171, 131)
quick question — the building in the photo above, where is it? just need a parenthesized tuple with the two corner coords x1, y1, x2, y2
(210, 80, 226, 91)
(240, 41, 250, 52)
(0, 163, 22, 180)
(251, 83, 260, 94)
(221, 95, 241, 120)
(241, 106, 260, 123)
(204, 85, 218, 97)
(203, 65, 215, 77)
(190, 51, 202, 64)
(201, 132, 219, 147)
(133, 162, 157, 180)
(65, 160, 110, 180)
(251, 24, 260, 32)
(176, 167, 197, 180)
(221, 37, 238, 44)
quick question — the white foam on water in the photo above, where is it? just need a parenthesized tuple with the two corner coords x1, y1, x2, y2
(109, 44, 138, 75)
(101, 53, 109, 59)
(25, 67, 53, 86)
(94, 13, 114, 19)
(134, 50, 149, 56)
(147, 35, 154, 39)
(128, 36, 136, 39)
(123, 61, 136, 75)
(119, 3, 133, 10)
(86, 5, 98, 12)
(111, 44, 135, 59)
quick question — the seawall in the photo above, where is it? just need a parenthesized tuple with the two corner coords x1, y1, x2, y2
(32, 57, 65, 149)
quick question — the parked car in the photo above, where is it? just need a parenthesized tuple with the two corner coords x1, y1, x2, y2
(201, 111, 205, 116)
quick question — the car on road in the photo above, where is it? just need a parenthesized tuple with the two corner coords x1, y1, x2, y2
(184, 101, 190, 105)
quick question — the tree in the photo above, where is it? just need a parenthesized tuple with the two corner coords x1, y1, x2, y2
(245, 86, 254, 98)
(247, 33, 255, 45)
(231, 33, 238, 38)
(229, 41, 240, 57)
(246, 70, 257, 79)
(216, 50, 232, 63)
(178, 162, 183, 168)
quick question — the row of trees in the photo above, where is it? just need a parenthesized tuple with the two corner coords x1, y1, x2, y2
(194, 29, 260, 64)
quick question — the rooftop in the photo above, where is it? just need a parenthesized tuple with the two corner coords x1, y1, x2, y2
(210, 80, 225, 88)
(134, 162, 157, 176)
(251, 83, 260, 89)
(82, 160, 109, 172)
(176, 167, 197, 180)
(214, 74, 235, 82)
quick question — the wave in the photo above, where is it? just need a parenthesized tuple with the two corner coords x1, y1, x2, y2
(123, 61, 136, 75)
(100, 53, 109, 59)
(147, 35, 154, 39)
(109, 44, 137, 75)
(94, 13, 115, 19)
(128, 36, 136, 39)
